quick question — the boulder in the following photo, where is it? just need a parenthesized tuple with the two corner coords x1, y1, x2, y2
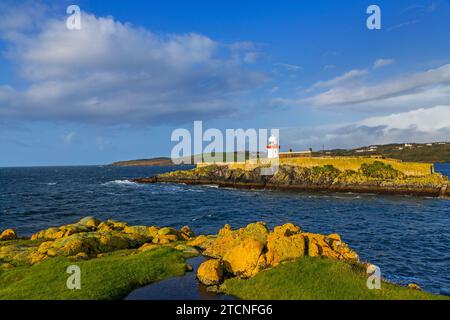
(74, 252, 89, 260)
(303, 233, 358, 261)
(0, 244, 36, 265)
(147, 226, 160, 237)
(0, 229, 17, 241)
(138, 243, 158, 252)
(203, 222, 269, 259)
(31, 223, 90, 240)
(197, 259, 223, 286)
(158, 227, 180, 236)
(238, 222, 269, 243)
(407, 283, 421, 291)
(152, 234, 178, 244)
(223, 238, 265, 277)
(187, 235, 213, 249)
(273, 223, 301, 236)
(123, 226, 154, 241)
(79, 216, 101, 228)
(38, 231, 145, 257)
(180, 226, 195, 240)
(266, 232, 306, 266)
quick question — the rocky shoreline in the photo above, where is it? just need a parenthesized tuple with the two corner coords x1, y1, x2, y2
(132, 163, 450, 197)
(1, 217, 445, 299)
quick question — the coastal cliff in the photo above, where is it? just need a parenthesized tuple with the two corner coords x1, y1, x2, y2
(133, 161, 450, 197)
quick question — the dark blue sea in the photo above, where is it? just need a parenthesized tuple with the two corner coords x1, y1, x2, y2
(1, 164, 449, 295)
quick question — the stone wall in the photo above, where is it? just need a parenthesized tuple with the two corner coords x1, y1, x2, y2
(196, 156, 434, 177)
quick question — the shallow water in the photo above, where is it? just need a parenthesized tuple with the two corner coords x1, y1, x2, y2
(125, 256, 235, 300)
(0, 164, 449, 295)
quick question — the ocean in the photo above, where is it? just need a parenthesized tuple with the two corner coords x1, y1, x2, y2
(1, 164, 449, 295)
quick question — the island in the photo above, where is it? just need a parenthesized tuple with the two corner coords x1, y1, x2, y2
(0, 217, 447, 300)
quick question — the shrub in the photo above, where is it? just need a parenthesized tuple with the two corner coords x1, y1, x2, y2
(360, 161, 402, 179)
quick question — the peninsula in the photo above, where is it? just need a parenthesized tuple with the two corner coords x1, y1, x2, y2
(132, 156, 450, 197)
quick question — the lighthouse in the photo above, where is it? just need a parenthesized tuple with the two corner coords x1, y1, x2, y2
(267, 135, 280, 159)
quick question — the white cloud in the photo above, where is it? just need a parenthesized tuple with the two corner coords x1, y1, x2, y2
(276, 63, 303, 72)
(0, 10, 268, 125)
(373, 58, 394, 69)
(311, 69, 368, 90)
(304, 64, 450, 108)
(359, 105, 450, 132)
(282, 105, 450, 149)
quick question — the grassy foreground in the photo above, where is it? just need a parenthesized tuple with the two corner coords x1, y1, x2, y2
(0, 247, 188, 300)
(221, 257, 448, 300)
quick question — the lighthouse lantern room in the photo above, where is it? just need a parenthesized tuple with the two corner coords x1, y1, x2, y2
(267, 135, 280, 159)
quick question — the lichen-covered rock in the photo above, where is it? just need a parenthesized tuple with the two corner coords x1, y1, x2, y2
(138, 243, 158, 252)
(148, 226, 160, 237)
(197, 259, 223, 286)
(37, 231, 146, 257)
(187, 235, 213, 248)
(408, 283, 421, 291)
(180, 226, 195, 240)
(123, 226, 154, 241)
(303, 233, 358, 261)
(158, 227, 180, 237)
(73, 252, 89, 260)
(78, 216, 101, 228)
(203, 222, 268, 259)
(31, 223, 90, 240)
(265, 233, 305, 266)
(152, 234, 178, 244)
(223, 238, 265, 278)
(0, 229, 17, 241)
(273, 223, 301, 236)
(0, 243, 38, 265)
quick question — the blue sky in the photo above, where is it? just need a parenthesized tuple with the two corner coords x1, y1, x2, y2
(1, 0, 450, 166)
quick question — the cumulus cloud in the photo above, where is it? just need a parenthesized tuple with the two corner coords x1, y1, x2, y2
(0, 10, 267, 125)
(282, 106, 450, 149)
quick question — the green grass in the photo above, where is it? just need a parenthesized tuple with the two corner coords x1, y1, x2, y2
(0, 247, 189, 300)
(221, 257, 448, 300)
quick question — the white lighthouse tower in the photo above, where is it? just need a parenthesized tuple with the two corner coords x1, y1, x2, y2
(267, 135, 280, 159)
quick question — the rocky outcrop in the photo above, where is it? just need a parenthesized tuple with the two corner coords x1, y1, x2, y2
(0, 229, 17, 241)
(0, 217, 197, 266)
(195, 222, 360, 286)
(133, 164, 449, 197)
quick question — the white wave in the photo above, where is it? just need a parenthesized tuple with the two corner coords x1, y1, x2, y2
(102, 179, 139, 186)
(47, 182, 57, 186)
(203, 184, 219, 188)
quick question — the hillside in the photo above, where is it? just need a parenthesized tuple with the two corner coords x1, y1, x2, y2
(313, 142, 450, 163)
(110, 157, 175, 167)
(110, 142, 450, 167)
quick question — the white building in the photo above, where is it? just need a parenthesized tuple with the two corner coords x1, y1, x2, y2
(267, 135, 280, 159)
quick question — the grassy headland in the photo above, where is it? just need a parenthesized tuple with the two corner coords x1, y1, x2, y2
(0, 247, 187, 300)
(221, 257, 447, 300)
(1, 218, 447, 300)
